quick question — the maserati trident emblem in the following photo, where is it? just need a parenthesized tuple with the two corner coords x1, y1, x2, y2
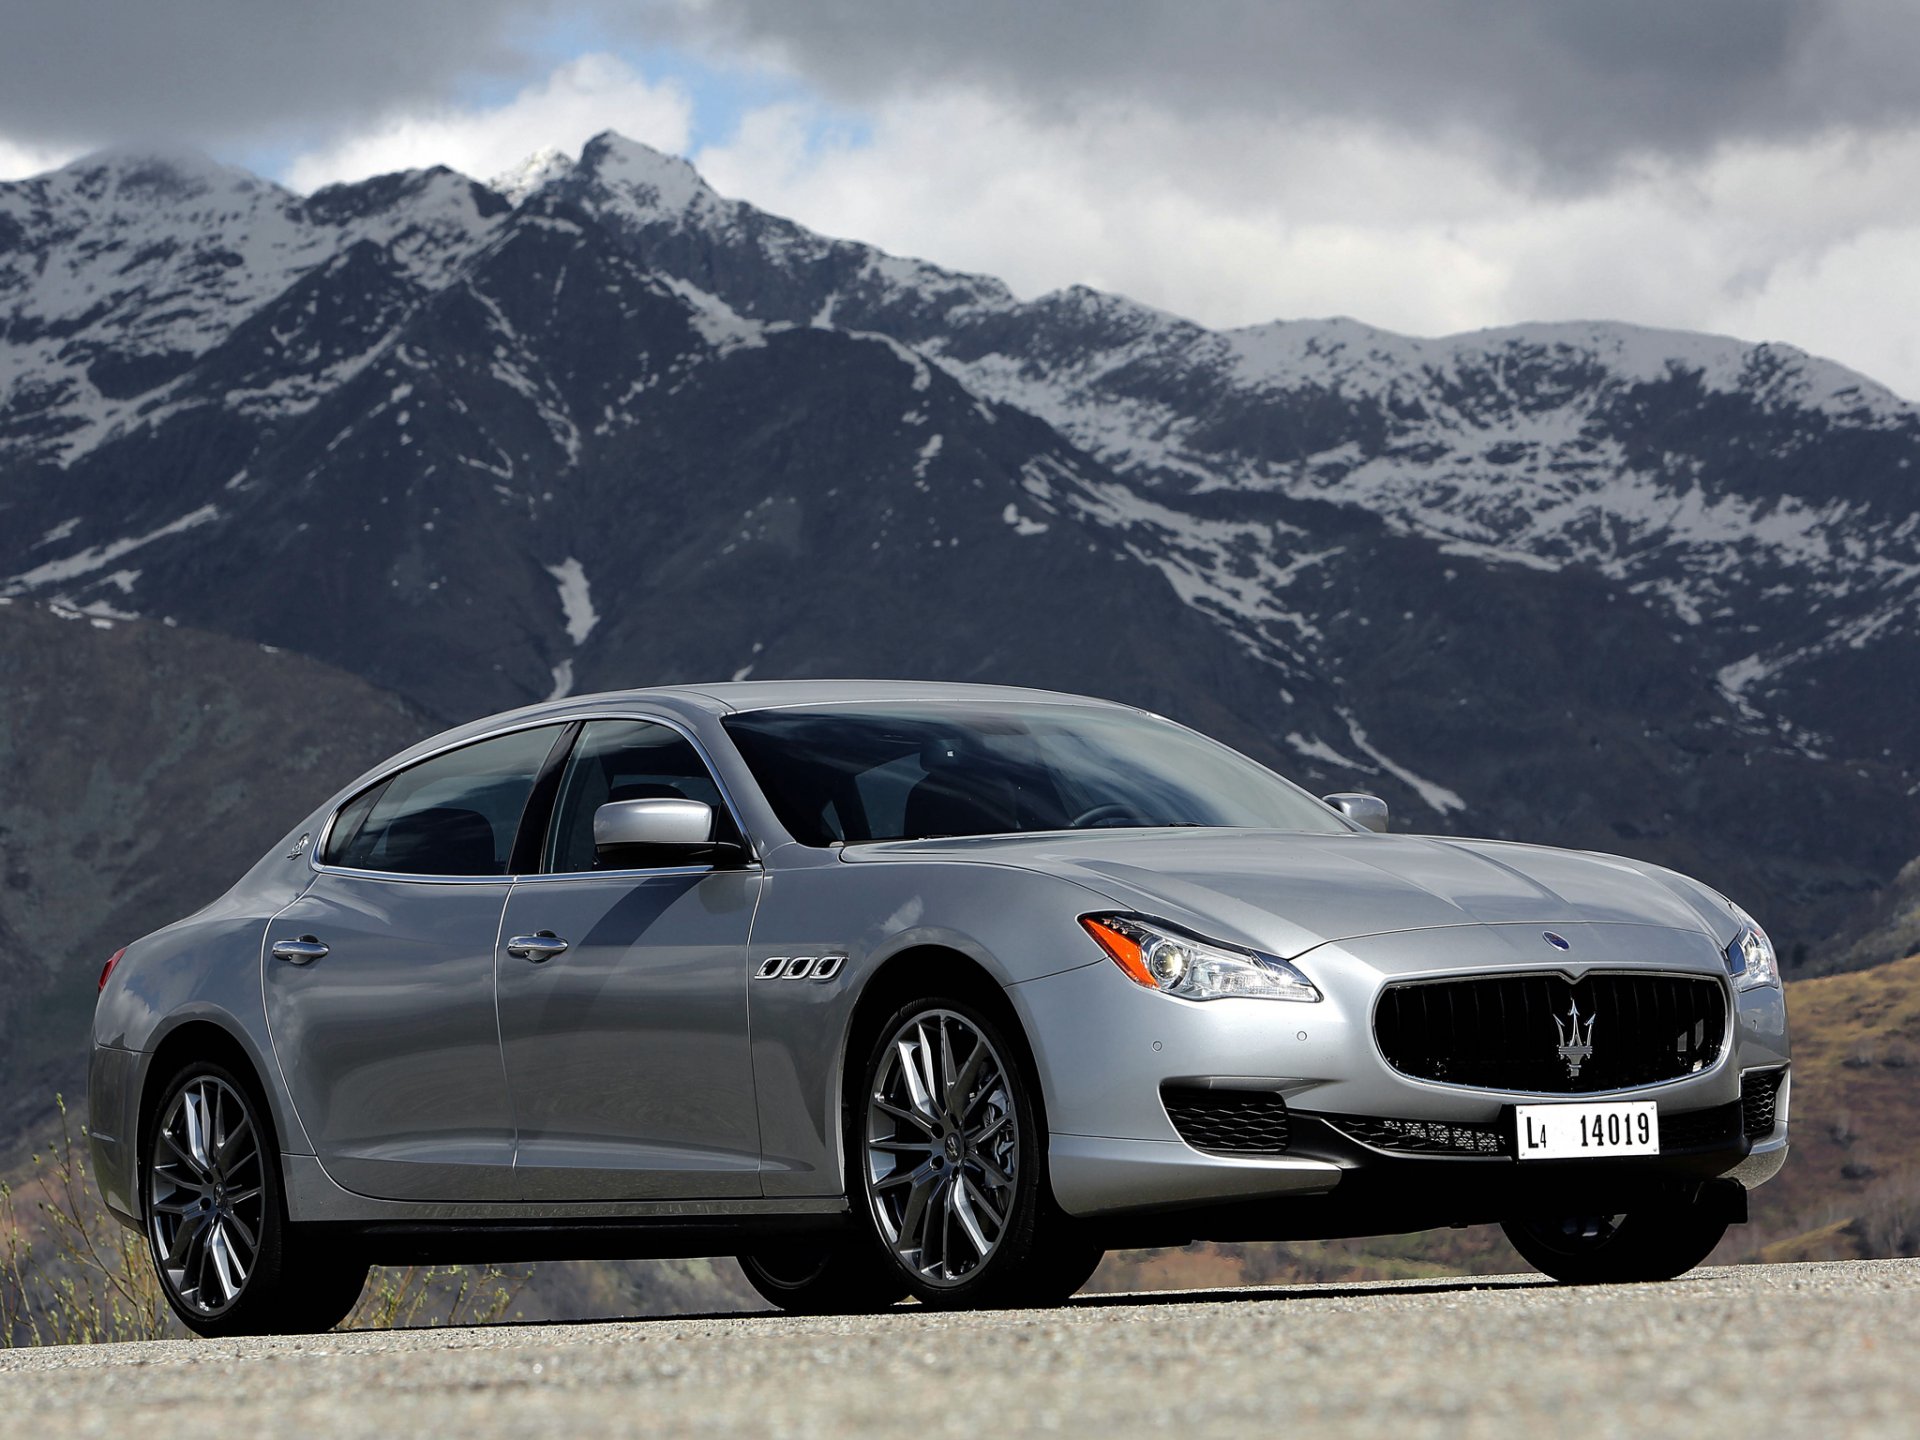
(1554, 1000, 1596, 1078)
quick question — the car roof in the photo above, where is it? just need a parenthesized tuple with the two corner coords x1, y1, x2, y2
(387, 680, 1133, 772)
(462, 678, 1130, 725)
(643, 679, 1129, 714)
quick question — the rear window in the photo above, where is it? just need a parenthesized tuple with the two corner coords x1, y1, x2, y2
(322, 725, 565, 876)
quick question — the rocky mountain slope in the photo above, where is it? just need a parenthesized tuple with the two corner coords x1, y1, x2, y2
(1825, 854, 1920, 976)
(2, 134, 1916, 960)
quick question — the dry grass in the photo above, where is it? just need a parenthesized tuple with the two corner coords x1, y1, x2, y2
(1, 1097, 168, 1345)
(1722, 953, 1920, 1263)
(1, 1096, 529, 1347)
(346, 1264, 527, 1332)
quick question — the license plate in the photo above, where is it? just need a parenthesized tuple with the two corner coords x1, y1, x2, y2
(1515, 1101, 1659, 1160)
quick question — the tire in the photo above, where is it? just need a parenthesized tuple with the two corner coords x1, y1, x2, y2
(849, 994, 1102, 1310)
(143, 1059, 368, 1336)
(1502, 1203, 1731, 1285)
(737, 1242, 907, 1314)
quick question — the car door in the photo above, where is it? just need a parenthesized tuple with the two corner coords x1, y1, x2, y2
(495, 717, 764, 1201)
(264, 723, 569, 1202)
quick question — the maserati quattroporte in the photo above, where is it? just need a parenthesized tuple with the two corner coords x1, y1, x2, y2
(89, 681, 1789, 1333)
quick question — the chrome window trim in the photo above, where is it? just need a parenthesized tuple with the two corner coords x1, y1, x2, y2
(1367, 966, 1737, 1101)
(311, 711, 763, 885)
(717, 695, 1135, 715)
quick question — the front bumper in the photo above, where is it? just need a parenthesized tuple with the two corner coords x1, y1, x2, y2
(1049, 1083, 1787, 1231)
(1013, 921, 1790, 1224)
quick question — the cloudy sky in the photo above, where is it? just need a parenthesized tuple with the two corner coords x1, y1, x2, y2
(5, 0, 1920, 398)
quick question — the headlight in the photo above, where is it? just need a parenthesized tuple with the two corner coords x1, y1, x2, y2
(1080, 914, 1320, 1002)
(1725, 917, 1780, 991)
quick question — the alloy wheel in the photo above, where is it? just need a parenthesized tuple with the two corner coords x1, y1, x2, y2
(864, 1009, 1021, 1288)
(147, 1075, 267, 1318)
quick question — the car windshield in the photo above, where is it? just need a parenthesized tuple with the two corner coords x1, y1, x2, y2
(722, 703, 1350, 845)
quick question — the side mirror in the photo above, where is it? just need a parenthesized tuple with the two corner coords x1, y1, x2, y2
(592, 798, 742, 866)
(1323, 792, 1390, 833)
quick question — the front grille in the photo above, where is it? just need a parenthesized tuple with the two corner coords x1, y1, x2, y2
(1333, 1115, 1507, 1156)
(1742, 1071, 1784, 1138)
(1374, 971, 1728, 1094)
(1162, 1086, 1290, 1154)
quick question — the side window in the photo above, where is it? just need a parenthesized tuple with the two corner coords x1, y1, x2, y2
(323, 725, 564, 876)
(544, 719, 731, 873)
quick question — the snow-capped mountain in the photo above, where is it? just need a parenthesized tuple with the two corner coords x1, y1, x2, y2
(0, 151, 507, 459)
(533, 137, 1920, 767)
(2, 133, 1914, 957)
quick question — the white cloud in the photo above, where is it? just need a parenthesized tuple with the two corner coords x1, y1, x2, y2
(696, 88, 1920, 399)
(281, 53, 693, 194)
(0, 135, 82, 181)
(260, 49, 1920, 401)
(695, 94, 1514, 337)
(1720, 227, 1920, 406)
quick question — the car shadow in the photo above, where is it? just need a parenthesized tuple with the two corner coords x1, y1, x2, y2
(358, 1274, 1555, 1336)
(1063, 1275, 1555, 1309)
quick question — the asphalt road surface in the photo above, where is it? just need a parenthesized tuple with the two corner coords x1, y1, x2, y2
(4, 1260, 1914, 1438)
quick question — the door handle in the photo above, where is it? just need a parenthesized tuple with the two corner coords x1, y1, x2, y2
(271, 935, 329, 965)
(506, 931, 570, 963)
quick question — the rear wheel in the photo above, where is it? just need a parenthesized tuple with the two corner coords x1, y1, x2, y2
(852, 996, 1102, 1310)
(1502, 1203, 1730, 1284)
(144, 1060, 368, 1336)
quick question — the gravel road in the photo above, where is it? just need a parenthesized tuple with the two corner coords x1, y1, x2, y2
(4, 1260, 1914, 1438)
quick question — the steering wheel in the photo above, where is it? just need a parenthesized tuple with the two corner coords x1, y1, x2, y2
(1069, 802, 1146, 829)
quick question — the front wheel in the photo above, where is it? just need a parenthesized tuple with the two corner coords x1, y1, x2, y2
(853, 996, 1102, 1309)
(144, 1060, 368, 1336)
(1502, 1203, 1730, 1285)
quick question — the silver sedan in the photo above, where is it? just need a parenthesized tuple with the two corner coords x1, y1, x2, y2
(88, 681, 1790, 1334)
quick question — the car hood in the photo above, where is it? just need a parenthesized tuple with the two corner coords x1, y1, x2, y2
(841, 828, 1735, 959)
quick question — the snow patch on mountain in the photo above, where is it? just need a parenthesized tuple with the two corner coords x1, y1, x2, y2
(1286, 732, 1367, 770)
(1001, 502, 1048, 536)
(493, 147, 572, 206)
(545, 558, 599, 646)
(567, 133, 722, 228)
(655, 275, 768, 353)
(913, 434, 944, 478)
(918, 297, 1920, 654)
(1338, 712, 1467, 815)
(1023, 455, 1330, 669)
(4, 504, 219, 593)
